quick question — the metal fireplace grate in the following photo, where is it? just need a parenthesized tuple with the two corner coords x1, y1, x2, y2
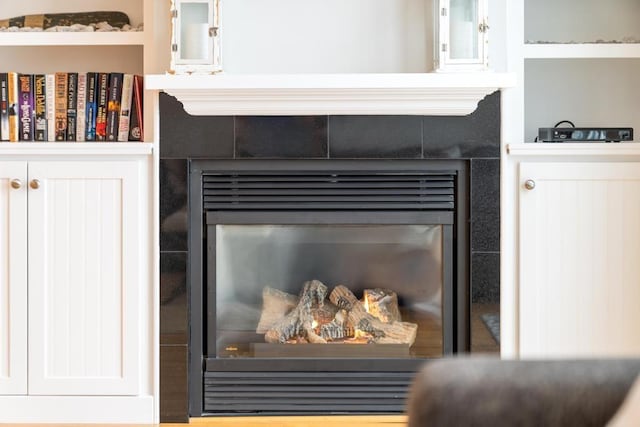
(202, 170, 456, 211)
(204, 371, 414, 414)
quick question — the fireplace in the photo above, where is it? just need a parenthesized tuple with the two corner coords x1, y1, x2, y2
(189, 159, 469, 415)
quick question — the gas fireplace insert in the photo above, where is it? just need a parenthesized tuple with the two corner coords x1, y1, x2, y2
(189, 159, 469, 416)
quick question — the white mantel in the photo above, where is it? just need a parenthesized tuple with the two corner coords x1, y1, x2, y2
(146, 73, 516, 116)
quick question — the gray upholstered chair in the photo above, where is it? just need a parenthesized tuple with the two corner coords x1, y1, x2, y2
(407, 358, 640, 427)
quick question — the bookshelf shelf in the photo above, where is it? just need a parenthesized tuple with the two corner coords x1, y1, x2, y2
(0, 31, 145, 47)
(524, 43, 640, 59)
(0, 142, 153, 155)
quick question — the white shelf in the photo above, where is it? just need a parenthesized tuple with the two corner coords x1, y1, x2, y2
(507, 142, 640, 157)
(524, 43, 640, 59)
(0, 31, 144, 47)
(0, 142, 153, 156)
(146, 72, 516, 116)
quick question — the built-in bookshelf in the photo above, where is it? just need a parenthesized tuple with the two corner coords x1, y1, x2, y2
(503, 0, 640, 143)
(0, 0, 162, 144)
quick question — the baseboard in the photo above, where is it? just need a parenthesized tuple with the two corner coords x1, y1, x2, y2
(0, 396, 154, 423)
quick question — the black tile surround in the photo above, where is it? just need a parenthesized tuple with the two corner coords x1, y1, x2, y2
(158, 91, 501, 421)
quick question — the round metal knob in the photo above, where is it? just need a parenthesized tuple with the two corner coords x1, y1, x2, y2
(10, 179, 22, 189)
(30, 179, 41, 190)
(524, 179, 536, 190)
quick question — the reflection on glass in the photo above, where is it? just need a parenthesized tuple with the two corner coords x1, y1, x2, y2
(215, 225, 444, 359)
(180, 3, 209, 60)
(450, 0, 479, 60)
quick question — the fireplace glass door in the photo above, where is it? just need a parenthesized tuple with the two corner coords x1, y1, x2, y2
(208, 213, 453, 361)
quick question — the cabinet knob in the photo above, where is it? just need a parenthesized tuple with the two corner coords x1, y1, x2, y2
(30, 179, 41, 190)
(10, 179, 22, 189)
(524, 179, 536, 190)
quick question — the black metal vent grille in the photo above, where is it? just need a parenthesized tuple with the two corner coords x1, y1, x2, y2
(204, 371, 413, 414)
(202, 171, 456, 211)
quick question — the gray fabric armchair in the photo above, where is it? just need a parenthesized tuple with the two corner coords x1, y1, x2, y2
(407, 358, 640, 427)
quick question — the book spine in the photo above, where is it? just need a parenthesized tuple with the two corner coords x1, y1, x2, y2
(95, 72, 109, 141)
(54, 72, 68, 141)
(8, 72, 19, 142)
(18, 74, 34, 141)
(85, 72, 98, 141)
(128, 75, 143, 142)
(66, 72, 78, 141)
(76, 73, 86, 142)
(106, 72, 123, 142)
(117, 74, 134, 141)
(45, 74, 55, 142)
(34, 74, 47, 142)
(0, 73, 8, 141)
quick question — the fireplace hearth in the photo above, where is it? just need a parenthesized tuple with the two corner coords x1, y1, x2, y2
(189, 159, 469, 415)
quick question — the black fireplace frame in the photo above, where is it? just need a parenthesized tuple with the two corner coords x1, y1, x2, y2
(188, 159, 470, 416)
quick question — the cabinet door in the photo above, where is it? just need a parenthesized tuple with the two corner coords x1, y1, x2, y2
(27, 161, 141, 395)
(0, 162, 27, 395)
(519, 162, 640, 358)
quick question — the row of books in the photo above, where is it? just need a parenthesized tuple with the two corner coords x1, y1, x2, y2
(0, 72, 144, 142)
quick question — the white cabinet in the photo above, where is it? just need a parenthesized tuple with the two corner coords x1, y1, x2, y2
(0, 162, 27, 395)
(0, 149, 154, 422)
(503, 145, 640, 358)
(27, 161, 141, 395)
(519, 161, 640, 357)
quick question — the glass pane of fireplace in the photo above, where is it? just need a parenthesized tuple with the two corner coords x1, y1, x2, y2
(215, 224, 445, 359)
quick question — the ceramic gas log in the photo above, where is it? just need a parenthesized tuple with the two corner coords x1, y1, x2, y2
(257, 280, 418, 346)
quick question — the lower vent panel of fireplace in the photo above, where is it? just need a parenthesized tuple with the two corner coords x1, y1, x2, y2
(203, 371, 415, 414)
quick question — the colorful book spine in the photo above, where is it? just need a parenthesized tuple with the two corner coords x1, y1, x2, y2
(76, 73, 86, 142)
(85, 72, 98, 141)
(34, 74, 47, 142)
(117, 74, 134, 141)
(128, 75, 143, 142)
(95, 72, 109, 141)
(18, 74, 34, 141)
(106, 72, 123, 142)
(8, 72, 19, 142)
(45, 74, 55, 142)
(66, 72, 78, 141)
(54, 72, 68, 141)
(0, 73, 8, 141)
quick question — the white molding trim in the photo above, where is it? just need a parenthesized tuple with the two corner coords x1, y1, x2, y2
(146, 73, 516, 116)
(0, 396, 154, 423)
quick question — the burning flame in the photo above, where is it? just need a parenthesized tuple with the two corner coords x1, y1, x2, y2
(311, 320, 318, 329)
(363, 298, 370, 313)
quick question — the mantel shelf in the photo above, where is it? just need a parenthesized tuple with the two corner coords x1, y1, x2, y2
(146, 73, 516, 116)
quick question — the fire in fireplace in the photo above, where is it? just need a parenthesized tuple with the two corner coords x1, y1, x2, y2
(189, 159, 468, 415)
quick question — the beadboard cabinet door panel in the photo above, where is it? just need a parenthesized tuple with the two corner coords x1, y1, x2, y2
(27, 161, 141, 395)
(0, 162, 28, 395)
(519, 162, 640, 358)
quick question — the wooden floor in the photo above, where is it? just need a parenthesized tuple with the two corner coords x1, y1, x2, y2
(0, 417, 407, 427)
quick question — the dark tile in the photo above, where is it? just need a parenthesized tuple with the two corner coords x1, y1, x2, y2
(159, 92, 234, 158)
(160, 159, 188, 252)
(160, 345, 189, 422)
(471, 159, 500, 252)
(423, 91, 501, 158)
(161, 252, 188, 344)
(329, 116, 422, 158)
(471, 252, 500, 304)
(236, 116, 328, 158)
